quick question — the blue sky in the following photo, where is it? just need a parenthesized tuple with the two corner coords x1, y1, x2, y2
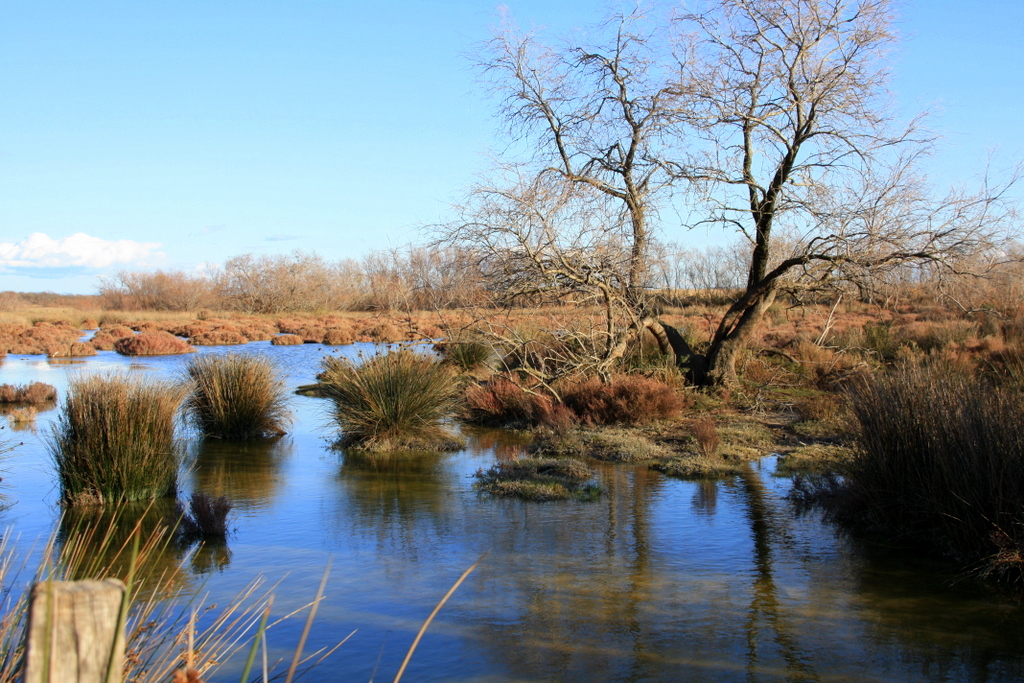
(0, 0, 1021, 294)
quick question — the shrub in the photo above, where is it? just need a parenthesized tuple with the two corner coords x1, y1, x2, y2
(320, 350, 461, 451)
(560, 375, 685, 425)
(45, 341, 98, 358)
(0, 382, 57, 403)
(323, 327, 355, 345)
(839, 365, 1024, 580)
(115, 331, 195, 356)
(270, 334, 303, 346)
(860, 320, 904, 361)
(692, 418, 720, 457)
(49, 373, 185, 505)
(437, 339, 494, 371)
(463, 377, 558, 427)
(176, 492, 233, 541)
(182, 353, 292, 439)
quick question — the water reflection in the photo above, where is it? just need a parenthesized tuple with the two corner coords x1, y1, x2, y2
(189, 540, 233, 575)
(737, 462, 818, 682)
(692, 479, 719, 516)
(329, 450, 455, 558)
(189, 438, 291, 512)
(848, 539, 1024, 682)
(462, 427, 532, 461)
(57, 501, 194, 598)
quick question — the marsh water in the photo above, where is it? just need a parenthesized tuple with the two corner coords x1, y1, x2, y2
(2, 340, 1024, 682)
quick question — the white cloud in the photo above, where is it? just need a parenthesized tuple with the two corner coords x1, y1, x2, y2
(0, 232, 162, 270)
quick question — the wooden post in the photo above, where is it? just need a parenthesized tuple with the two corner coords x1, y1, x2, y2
(25, 579, 126, 683)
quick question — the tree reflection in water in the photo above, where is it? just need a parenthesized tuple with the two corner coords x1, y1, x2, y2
(329, 450, 456, 560)
(189, 437, 291, 512)
(737, 462, 818, 682)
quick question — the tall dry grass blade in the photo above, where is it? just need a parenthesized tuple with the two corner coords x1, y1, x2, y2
(239, 598, 272, 683)
(284, 558, 331, 683)
(392, 554, 486, 683)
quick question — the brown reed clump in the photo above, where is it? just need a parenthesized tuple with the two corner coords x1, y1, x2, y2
(115, 332, 195, 356)
(189, 329, 248, 346)
(182, 353, 292, 439)
(691, 418, 720, 458)
(49, 373, 185, 505)
(270, 334, 304, 346)
(0, 382, 57, 403)
(323, 327, 355, 345)
(45, 341, 99, 358)
(837, 364, 1024, 581)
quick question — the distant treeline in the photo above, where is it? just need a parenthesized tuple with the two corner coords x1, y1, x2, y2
(1, 241, 1020, 316)
(94, 244, 758, 314)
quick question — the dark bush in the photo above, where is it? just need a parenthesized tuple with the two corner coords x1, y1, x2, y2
(838, 365, 1024, 580)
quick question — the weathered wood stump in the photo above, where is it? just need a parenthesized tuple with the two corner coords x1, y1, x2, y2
(25, 579, 126, 683)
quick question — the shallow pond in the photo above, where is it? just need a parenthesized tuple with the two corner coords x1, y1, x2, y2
(2, 341, 1024, 682)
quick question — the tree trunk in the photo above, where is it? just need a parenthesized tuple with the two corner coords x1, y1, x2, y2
(703, 289, 777, 386)
(600, 317, 699, 374)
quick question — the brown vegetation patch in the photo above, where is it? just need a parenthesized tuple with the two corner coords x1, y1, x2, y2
(115, 331, 195, 356)
(46, 341, 99, 358)
(190, 328, 248, 346)
(0, 382, 57, 403)
(270, 333, 304, 346)
(560, 375, 687, 425)
(323, 327, 355, 345)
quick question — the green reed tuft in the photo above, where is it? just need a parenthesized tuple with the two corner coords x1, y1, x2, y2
(320, 350, 461, 451)
(182, 353, 292, 439)
(49, 373, 185, 506)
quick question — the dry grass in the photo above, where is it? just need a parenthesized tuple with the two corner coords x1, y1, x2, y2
(49, 373, 186, 505)
(320, 351, 462, 451)
(182, 353, 292, 439)
(270, 334, 303, 346)
(189, 328, 248, 346)
(531, 428, 674, 463)
(0, 383, 56, 404)
(837, 364, 1024, 580)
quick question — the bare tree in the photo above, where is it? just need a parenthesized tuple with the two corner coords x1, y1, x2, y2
(448, 0, 1019, 386)
(440, 7, 697, 379)
(678, 0, 1019, 384)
